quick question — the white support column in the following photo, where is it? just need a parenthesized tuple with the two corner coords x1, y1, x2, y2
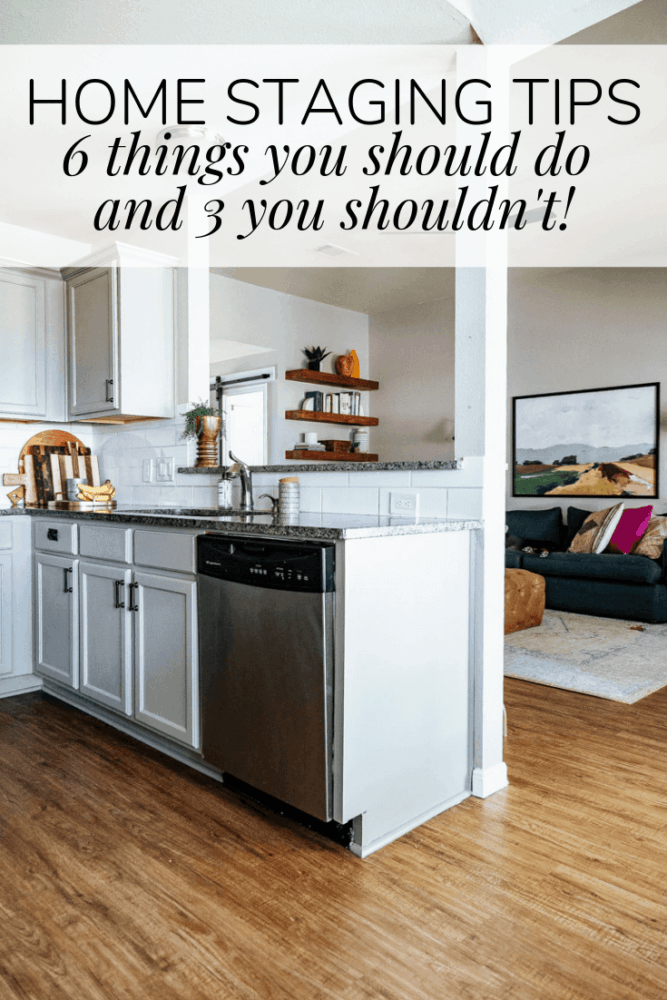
(175, 194, 211, 406)
(455, 45, 509, 798)
(456, 267, 509, 798)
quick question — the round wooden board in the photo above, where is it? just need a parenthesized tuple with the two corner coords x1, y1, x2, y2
(19, 430, 87, 467)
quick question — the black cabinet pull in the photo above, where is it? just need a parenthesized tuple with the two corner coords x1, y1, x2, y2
(47, 528, 58, 541)
(63, 567, 73, 594)
(105, 378, 114, 403)
(114, 580, 125, 609)
(128, 581, 139, 612)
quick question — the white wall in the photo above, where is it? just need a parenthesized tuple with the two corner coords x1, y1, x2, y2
(368, 296, 456, 463)
(507, 268, 667, 518)
(210, 273, 370, 465)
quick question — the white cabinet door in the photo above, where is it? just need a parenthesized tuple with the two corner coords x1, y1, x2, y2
(35, 553, 79, 689)
(133, 571, 199, 748)
(67, 267, 119, 417)
(0, 269, 46, 418)
(0, 554, 12, 676)
(79, 561, 132, 715)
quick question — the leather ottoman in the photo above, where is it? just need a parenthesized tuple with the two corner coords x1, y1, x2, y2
(505, 569, 546, 635)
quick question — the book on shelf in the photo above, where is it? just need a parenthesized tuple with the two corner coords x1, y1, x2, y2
(304, 391, 323, 411)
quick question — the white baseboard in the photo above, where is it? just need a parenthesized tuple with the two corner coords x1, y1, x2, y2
(0, 674, 43, 700)
(472, 762, 509, 798)
(349, 789, 471, 858)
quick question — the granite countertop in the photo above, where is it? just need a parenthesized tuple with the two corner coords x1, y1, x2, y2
(1, 505, 482, 540)
(177, 460, 461, 474)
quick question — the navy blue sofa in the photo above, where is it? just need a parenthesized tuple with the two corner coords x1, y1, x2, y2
(506, 506, 667, 624)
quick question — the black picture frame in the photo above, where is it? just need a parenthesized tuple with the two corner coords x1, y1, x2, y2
(512, 382, 660, 499)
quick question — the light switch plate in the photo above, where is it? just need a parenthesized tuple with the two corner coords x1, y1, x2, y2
(156, 457, 175, 483)
(390, 491, 420, 516)
(142, 459, 154, 483)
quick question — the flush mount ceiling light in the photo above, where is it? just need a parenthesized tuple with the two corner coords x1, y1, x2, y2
(312, 243, 358, 258)
(156, 125, 226, 145)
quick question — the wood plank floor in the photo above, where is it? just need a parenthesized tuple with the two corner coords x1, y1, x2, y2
(1, 682, 666, 1000)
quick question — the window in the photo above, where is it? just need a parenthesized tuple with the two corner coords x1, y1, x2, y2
(210, 368, 274, 467)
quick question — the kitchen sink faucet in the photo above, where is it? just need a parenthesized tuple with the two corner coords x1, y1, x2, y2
(226, 452, 254, 511)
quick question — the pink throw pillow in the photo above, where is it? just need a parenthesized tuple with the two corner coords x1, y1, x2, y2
(608, 505, 653, 554)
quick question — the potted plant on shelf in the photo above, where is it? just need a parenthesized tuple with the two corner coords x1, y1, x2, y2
(303, 346, 331, 371)
(182, 400, 221, 468)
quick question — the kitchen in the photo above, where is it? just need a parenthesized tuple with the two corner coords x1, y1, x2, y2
(0, 247, 506, 863)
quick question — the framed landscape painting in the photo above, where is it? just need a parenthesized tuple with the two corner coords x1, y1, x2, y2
(512, 383, 660, 498)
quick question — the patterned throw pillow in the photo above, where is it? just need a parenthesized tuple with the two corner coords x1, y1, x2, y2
(632, 517, 667, 559)
(568, 503, 625, 554)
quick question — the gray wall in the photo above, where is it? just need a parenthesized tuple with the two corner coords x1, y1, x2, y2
(368, 296, 456, 463)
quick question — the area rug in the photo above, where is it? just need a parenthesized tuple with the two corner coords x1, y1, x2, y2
(504, 609, 667, 704)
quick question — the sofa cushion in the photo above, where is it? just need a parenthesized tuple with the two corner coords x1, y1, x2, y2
(521, 551, 663, 585)
(506, 507, 562, 545)
(505, 549, 523, 569)
(607, 505, 653, 554)
(633, 516, 667, 560)
(565, 506, 592, 546)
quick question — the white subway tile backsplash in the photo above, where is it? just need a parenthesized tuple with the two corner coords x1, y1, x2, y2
(447, 488, 483, 519)
(298, 472, 350, 487)
(192, 485, 217, 507)
(322, 487, 379, 515)
(299, 487, 322, 513)
(346, 471, 412, 487)
(413, 488, 449, 518)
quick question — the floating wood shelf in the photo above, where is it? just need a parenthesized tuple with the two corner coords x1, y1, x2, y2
(285, 450, 378, 463)
(285, 410, 378, 427)
(286, 369, 379, 391)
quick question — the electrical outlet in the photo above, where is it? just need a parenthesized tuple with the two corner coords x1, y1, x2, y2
(390, 492, 419, 516)
(142, 459, 154, 483)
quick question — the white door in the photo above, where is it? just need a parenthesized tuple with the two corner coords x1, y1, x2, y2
(79, 561, 132, 715)
(133, 571, 199, 748)
(0, 269, 46, 418)
(68, 267, 119, 417)
(35, 553, 79, 688)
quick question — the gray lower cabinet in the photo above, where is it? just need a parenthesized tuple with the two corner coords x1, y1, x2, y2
(79, 561, 132, 715)
(35, 552, 79, 689)
(133, 571, 199, 749)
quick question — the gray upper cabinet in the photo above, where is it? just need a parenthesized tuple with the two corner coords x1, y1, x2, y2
(64, 252, 176, 423)
(67, 267, 118, 418)
(0, 267, 66, 422)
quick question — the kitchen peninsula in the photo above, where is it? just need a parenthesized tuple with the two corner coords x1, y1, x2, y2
(0, 504, 479, 857)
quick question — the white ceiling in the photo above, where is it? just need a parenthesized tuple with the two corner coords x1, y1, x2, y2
(0, 0, 657, 45)
(0, 0, 472, 44)
(212, 267, 456, 315)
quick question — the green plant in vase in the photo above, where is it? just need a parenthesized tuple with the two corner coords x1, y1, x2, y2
(304, 346, 331, 371)
(182, 400, 222, 468)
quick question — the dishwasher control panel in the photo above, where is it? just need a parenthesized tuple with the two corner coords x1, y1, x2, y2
(197, 535, 335, 593)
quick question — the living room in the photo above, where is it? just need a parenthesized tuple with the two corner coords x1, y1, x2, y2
(504, 266, 667, 705)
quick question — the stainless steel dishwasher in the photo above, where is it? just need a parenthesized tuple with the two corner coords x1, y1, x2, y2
(197, 534, 336, 822)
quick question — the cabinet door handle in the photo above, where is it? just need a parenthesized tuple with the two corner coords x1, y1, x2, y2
(128, 581, 139, 612)
(114, 580, 125, 609)
(63, 567, 73, 593)
(105, 378, 114, 403)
